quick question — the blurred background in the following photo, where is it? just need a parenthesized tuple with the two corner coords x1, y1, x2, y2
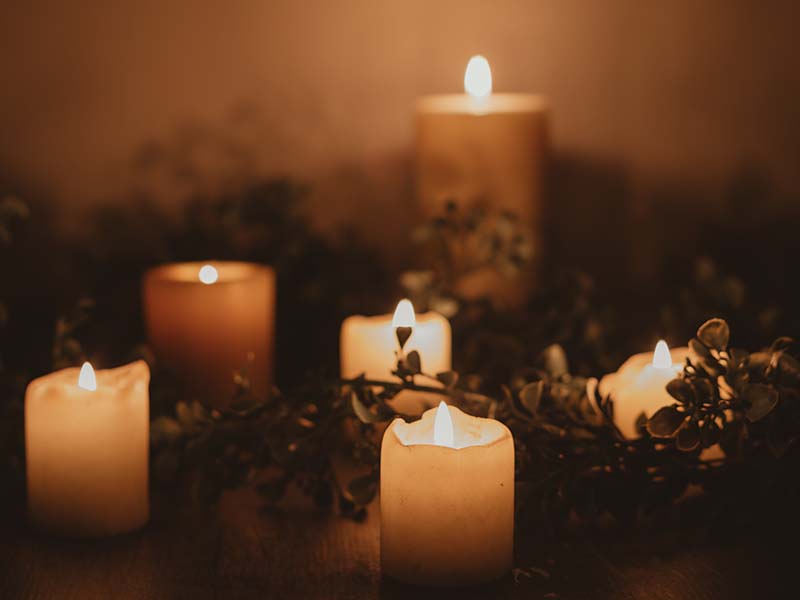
(1, 0, 799, 380)
(2, 1, 799, 254)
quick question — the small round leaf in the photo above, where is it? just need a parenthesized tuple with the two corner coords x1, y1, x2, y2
(647, 405, 687, 438)
(697, 318, 730, 351)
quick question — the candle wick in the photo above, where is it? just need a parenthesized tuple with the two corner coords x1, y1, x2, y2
(395, 326, 412, 351)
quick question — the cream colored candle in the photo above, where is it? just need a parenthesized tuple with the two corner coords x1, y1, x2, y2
(415, 56, 548, 303)
(599, 341, 689, 439)
(340, 300, 451, 414)
(143, 261, 275, 407)
(25, 361, 149, 538)
(381, 402, 514, 587)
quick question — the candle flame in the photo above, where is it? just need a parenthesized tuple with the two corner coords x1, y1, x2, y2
(464, 55, 492, 99)
(652, 340, 673, 369)
(434, 401, 454, 448)
(391, 299, 416, 328)
(78, 361, 97, 391)
(198, 264, 218, 285)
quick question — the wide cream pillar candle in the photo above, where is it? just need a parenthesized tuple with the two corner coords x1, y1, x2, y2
(26, 361, 149, 538)
(340, 300, 451, 413)
(599, 340, 689, 439)
(381, 402, 514, 587)
(143, 261, 275, 407)
(340, 300, 451, 382)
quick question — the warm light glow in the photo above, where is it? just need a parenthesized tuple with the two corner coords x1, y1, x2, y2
(652, 340, 673, 369)
(392, 299, 416, 328)
(198, 264, 219, 285)
(78, 362, 97, 391)
(434, 401, 455, 448)
(464, 55, 492, 99)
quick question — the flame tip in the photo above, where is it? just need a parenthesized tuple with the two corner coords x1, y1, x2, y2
(78, 361, 97, 391)
(199, 264, 219, 285)
(464, 55, 492, 99)
(434, 401, 455, 447)
(392, 298, 416, 328)
(653, 340, 673, 369)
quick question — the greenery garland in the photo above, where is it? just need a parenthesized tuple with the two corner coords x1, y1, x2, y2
(145, 315, 799, 531)
(1, 187, 799, 534)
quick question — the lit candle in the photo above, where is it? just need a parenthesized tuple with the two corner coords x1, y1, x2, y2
(415, 56, 548, 304)
(143, 261, 276, 407)
(25, 361, 150, 538)
(381, 401, 514, 586)
(340, 299, 451, 413)
(599, 340, 689, 439)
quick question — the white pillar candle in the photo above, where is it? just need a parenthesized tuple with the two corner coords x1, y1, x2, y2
(415, 55, 548, 300)
(340, 300, 451, 414)
(599, 341, 689, 439)
(25, 360, 150, 538)
(381, 402, 514, 587)
(143, 261, 276, 407)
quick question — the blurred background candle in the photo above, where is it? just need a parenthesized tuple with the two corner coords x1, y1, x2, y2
(25, 361, 149, 538)
(415, 55, 548, 303)
(340, 300, 451, 414)
(599, 340, 689, 439)
(143, 261, 276, 407)
(381, 402, 514, 587)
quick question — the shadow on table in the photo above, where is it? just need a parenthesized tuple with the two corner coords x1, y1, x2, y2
(379, 574, 521, 600)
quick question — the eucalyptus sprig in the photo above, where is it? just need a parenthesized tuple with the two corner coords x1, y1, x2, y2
(647, 318, 799, 458)
(401, 201, 534, 316)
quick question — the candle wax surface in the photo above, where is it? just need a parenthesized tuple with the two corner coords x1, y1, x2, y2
(381, 405, 514, 587)
(25, 360, 150, 538)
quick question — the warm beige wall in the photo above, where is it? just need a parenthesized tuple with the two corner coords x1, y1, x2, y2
(1, 0, 798, 256)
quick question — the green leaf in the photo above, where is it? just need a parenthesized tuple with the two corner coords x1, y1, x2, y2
(697, 318, 730, 351)
(666, 379, 693, 405)
(741, 383, 779, 422)
(435, 371, 458, 388)
(150, 416, 182, 444)
(541, 345, 568, 379)
(747, 351, 771, 374)
(191, 400, 210, 423)
(701, 422, 721, 448)
(689, 337, 711, 361)
(719, 420, 745, 459)
(351, 391, 381, 424)
(777, 353, 800, 387)
(676, 422, 701, 451)
(176, 401, 195, 430)
(347, 473, 378, 506)
(769, 336, 794, 353)
(405, 350, 421, 375)
(647, 406, 687, 437)
(519, 381, 544, 415)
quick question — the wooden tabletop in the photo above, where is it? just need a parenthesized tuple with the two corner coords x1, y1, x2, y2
(0, 486, 790, 600)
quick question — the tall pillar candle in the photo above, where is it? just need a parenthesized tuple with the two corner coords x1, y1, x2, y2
(26, 361, 150, 538)
(415, 56, 548, 303)
(143, 261, 275, 407)
(381, 402, 514, 586)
